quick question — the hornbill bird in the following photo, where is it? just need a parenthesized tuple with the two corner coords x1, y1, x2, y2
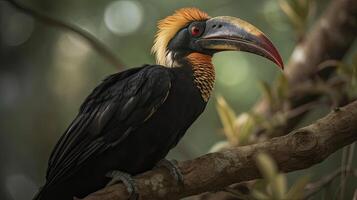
(34, 7, 283, 200)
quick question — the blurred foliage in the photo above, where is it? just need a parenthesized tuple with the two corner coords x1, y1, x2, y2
(252, 153, 310, 200)
(215, 52, 357, 200)
(214, 0, 357, 199)
(338, 53, 357, 99)
(257, 74, 289, 131)
(277, 0, 316, 39)
(216, 74, 291, 144)
(216, 96, 238, 145)
(215, 96, 263, 147)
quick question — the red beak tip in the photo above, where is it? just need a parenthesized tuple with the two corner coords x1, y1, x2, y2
(278, 61, 284, 70)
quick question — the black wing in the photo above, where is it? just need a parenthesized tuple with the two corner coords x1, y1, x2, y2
(45, 65, 171, 185)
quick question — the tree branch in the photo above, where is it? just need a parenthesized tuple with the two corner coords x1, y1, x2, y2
(253, 0, 357, 136)
(4, 0, 125, 69)
(82, 100, 357, 200)
(199, 0, 357, 198)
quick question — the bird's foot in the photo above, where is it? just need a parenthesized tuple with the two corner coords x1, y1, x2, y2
(156, 159, 184, 186)
(105, 170, 139, 200)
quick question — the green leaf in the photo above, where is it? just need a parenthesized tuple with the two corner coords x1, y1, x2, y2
(271, 174, 288, 199)
(285, 175, 310, 200)
(259, 81, 274, 108)
(277, 0, 315, 37)
(236, 113, 255, 145)
(352, 54, 357, 87)
(251, 190, 270, 200)
(255, 152, 278, 182)
(216, 95, 238, 145)
(253, 179, 269, 191)
(278, 0, 304, 33)
(208, 141, 230, 153)
(276, 74, 289, 104)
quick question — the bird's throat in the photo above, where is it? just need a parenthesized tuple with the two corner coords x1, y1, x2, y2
(186, 53, 215, 102)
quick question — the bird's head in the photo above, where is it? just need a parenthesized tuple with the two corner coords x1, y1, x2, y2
(152, 7, 283, 69)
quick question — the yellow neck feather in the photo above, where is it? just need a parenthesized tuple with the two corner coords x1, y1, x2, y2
(152, 8, 210, 66)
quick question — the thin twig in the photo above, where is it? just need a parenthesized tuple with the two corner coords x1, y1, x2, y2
(338, 146, 349, 200)
(347, 143, 356, 169)
(4, 0, 125, 69)
(304, 168, 357, 199)
(252, 0, 357, 137)
(286, 100, 323, 119)
(315, 60, 342, 72)
(339, 143, 356, 200)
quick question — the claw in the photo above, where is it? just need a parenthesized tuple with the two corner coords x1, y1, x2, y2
(156, 159, 184, 186)
(105, 170, 139, 200)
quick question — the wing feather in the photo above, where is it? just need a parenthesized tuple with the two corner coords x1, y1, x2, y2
(45, 65, 171, 185)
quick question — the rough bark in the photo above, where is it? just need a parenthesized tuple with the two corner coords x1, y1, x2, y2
(82, 100, 357, 200)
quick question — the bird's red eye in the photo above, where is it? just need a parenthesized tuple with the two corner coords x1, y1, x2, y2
(191, 26, 201, 37)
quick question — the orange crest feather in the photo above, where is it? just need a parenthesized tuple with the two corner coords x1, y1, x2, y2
(152, 8, 210, 66)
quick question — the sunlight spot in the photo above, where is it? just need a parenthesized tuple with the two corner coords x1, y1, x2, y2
(291, 46, 306, 64)
(6, 173, 37, 200)
(57, 33, 91, 58)
(0, 74, 20, 108)
(262, 1, 289, 31)
(214, 52, 250, 87)
(49, 33, 91, 103)
(2, 11, 34, 46)
(104, 0, 143, 36)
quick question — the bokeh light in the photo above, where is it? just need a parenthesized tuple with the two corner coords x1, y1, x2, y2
(0, 74, 20, 109)
(1, 10, 34, 46)
(104, 0, 143, 36)
(5, 173, 37, 200)
(263, 1, 289, 31)
(50, 33, 91, 102)
(57, 33, 91, 58)
(214, 52, 250, 87)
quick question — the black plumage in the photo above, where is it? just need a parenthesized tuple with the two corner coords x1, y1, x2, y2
(36, 64, 206, 199)
(34, 6, 284, 199)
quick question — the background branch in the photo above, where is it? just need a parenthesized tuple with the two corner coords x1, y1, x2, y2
(4, 0, 125, 69)
(304, 168, 357, 199)
(83, 100, 357, 200)
(252, 0, 357, 137)
(201, 0, 357, 198)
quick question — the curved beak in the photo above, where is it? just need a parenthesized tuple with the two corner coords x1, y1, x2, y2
(197, 16, 284, 69)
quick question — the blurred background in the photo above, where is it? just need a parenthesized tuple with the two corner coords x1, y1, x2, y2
(0, 0, 356, 199)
